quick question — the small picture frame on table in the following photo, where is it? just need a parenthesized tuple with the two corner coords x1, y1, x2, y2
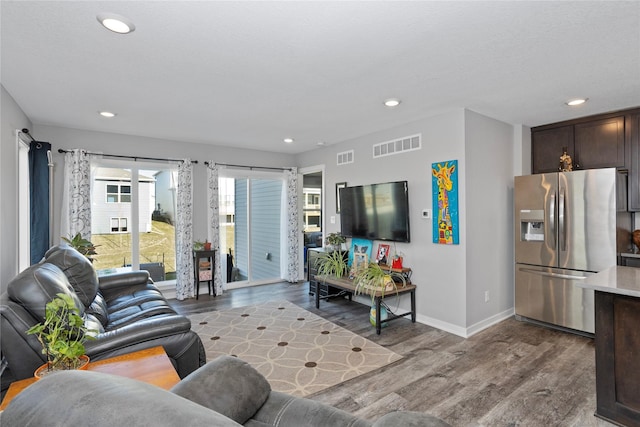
(336, 182, 347, 213)
(375, 243, 391, 266)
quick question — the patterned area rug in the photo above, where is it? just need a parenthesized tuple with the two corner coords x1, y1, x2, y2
(189, 300, 402, 397)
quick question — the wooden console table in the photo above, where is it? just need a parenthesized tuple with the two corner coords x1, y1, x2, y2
(315, 275, 416, 335)
(0, 346, 180, 411)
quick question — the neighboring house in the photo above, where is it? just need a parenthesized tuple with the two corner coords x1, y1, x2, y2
(92, 168, 155, 234)
(153, 170, 177, 224)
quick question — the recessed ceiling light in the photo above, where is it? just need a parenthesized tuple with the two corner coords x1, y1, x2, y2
(99, 111, 116, 118)
(284, 138, 294, 144)
(97, 13, 136, 34)
(566, 98, 588, 106)
(384, 98, 401, 107)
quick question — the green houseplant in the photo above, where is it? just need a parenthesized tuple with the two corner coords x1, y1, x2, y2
(324, 232, 346, 250)
(315, 249, 348, 279)
(26, 293, 95, 376)
(61, 232, 99, 263)
(353, 262, 406, 305)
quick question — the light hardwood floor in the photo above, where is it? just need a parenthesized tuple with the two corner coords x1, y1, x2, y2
(171, 282, 615, 427)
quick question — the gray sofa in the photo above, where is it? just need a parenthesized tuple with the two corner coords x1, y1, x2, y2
(0, 244, 205, 391)
(0, 355, 451, 427)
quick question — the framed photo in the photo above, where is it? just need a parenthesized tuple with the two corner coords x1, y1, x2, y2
(375, 243, 391, 266)
(335, 182, 347, 213)
(348, 238, 372, 266)
(351, 252, 369, 276)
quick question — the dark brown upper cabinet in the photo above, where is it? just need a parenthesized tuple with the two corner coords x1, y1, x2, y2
(628, 110, 640, 211)
(573, 116, 625, 169)
(532, 113, 626, 174)
(532, 125, 574, 173)
(532, 107, 640, 211)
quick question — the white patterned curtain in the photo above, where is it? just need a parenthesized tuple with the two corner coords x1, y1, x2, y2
(60, 149, 92, 241)
(175, 160, 194, 300)
(206, 163, 224, 295)
(282, 167, 299, 282)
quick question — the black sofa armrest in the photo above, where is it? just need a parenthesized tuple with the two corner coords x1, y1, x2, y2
(98, 271, 150, 291)
(85, 314, 191, 355)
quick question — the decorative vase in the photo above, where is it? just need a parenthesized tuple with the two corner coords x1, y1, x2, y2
(369, 305, 388, 328)
(34, 354, 90, 379)
(204, 242, 212, 251)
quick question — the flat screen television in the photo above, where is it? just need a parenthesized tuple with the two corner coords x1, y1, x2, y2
(339, 181, 410, 242)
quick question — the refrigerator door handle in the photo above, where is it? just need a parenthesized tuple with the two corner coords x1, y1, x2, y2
(559, 189, 566, 251)
(518, 267, 587, 281)
(548, 193, 556, 248)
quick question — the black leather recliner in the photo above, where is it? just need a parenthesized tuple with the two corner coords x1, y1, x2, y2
(0, 244, 205, 389)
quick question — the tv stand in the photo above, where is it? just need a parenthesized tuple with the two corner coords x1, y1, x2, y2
(314, 274, 417, 335)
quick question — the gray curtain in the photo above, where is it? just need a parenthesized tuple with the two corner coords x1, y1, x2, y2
(175, 159, 194, 300)
(206, 163, 224, 295)
(284, 168, 299, 282)
(61, 149, 92, 241)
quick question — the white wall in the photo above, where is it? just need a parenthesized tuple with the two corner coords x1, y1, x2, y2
(1, 85, 32, 292)
(34, 124, 296, 245)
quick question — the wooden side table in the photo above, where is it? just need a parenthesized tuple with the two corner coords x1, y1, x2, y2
(0, 346, 180, 410)
(193, 249, 216, 299)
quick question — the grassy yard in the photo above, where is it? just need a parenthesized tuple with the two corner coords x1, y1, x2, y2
(91, 221, 235, 280)
(92, 220, 176, 273)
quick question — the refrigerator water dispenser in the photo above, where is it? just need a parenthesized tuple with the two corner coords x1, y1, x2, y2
(519, 210, 544, 242)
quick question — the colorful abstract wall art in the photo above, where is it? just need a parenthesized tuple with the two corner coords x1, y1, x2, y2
(432, 160, 459, 245)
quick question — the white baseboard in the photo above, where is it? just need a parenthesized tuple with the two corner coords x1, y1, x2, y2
(415, 308, 514, 338)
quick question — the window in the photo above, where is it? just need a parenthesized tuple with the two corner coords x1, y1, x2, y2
(302, 187, 321, 232)
(110, 217, 128, 232)
(17, 134, 30, 272)
(106, 184, 131, 203)
(91, 163, 177, 283)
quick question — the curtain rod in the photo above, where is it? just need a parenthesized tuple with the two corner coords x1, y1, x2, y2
(57, 149, 197, 164)
(204, 161, 292, 171)
(20, 128, 36, 142)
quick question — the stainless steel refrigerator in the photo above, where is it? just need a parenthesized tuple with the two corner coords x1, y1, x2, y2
(514, 168, 631, 334)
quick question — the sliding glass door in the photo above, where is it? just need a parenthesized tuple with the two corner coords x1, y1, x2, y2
(90, 160, 177, 282)
(219, 172, 282, 286)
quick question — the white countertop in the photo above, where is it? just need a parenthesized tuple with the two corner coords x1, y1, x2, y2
(620, 252, 640, 259)
(578, 266, 640, 298)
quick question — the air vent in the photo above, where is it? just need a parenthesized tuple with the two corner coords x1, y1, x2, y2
(337, 150, 354, 166)
(373, 134, 421, 158)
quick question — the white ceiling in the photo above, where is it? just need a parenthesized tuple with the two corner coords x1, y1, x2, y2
(2, 1, 639, 154)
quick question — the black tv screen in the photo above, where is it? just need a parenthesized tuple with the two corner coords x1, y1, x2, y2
(339, 181, 410, 242)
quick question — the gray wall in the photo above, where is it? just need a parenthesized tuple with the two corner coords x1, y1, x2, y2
(464, 109, 515, 328)
(1, 86, 533, 336)
(33, 124, 296, 247)
(296, 108, 522, 336)
(1, 85, 32, 292)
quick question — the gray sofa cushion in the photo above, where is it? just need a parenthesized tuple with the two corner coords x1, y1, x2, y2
(171, 355, 271, 425)
(0, 370, 242, 427)
(249, 390, 371, 427)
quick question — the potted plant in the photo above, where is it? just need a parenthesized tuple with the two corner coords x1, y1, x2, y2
(26, 293, 95, 377)
(353, 262, 406, 305)
(315, 249, 348, 279)
(61, 232, 99, 263)
(325, 232, 346, 251)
